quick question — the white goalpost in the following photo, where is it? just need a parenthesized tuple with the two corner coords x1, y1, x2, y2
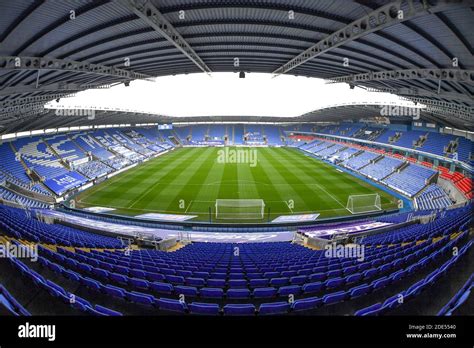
(346, 194, 382, 214)
(215, 199, 265, 220)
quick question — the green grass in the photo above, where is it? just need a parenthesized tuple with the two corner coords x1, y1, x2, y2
(75, 147, 398, 222)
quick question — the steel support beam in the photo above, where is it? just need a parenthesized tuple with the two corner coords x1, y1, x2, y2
(122, 0, 212, 74)
(325, 68, 474, 84)
(0, 82, 113, 97)
(272, 0, 473, 76)
(0, 56, 154, 81)
(366, 87, 473, 104)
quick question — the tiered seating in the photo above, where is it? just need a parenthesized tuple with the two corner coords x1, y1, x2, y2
(343, 151, 379, 170)
(190, 125, 208, 142)
(263, 125, 283, 145)
(104, 156, 131, 170)
(359, 156, 403, 181)
(438, 273, 473, 315)
(307, 141, 332, 154)
(0, 187, 50, 208)
(386, 131, 424, 148)
(355, 238, 472, 316)
(334, 147, 358, 161)
(455, 137, 473, 165)
(415, 184, 452, 210)
(23, 206, 472, 315)
(315, 144, 343, 158)
(420, 133, 454, 156)
(360, 205, 470, 245)
(0, 205, 123, 248)
(375, 130, 399, 144)
(75, 160, 112, 179)
(208, 125, 226, 140)
(44, 135, 87, 163)
(0, 170, 52, 197)
(0, 201, 471, 316)
(0, 144, 31, 184)
(382, 164, 435, 197)
(174, 127, 191, 142)
(353, 127, 385, 141)
(233, 125, 245, 145)
(0, 283, 30, 316)
(455, 177, 473, 197)
(92, 130, 119, 147)
(13, 137, 69, 180)
(72, 133, 114, 160)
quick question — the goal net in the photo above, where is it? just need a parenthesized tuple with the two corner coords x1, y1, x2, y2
(346, 194, 382, 214)
(215, 199, 265, 220)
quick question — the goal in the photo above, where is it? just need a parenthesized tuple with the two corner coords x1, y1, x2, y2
(346, 194, 382, 214)
(215, 199, 265, 220)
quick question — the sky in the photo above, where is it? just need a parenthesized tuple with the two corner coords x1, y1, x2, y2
(46, 72, 416, 117)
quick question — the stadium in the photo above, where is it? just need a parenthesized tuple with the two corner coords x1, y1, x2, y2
(0, 0, 472, 344)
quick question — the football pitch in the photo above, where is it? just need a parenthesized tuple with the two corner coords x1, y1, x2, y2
(75, 147, 398, 222)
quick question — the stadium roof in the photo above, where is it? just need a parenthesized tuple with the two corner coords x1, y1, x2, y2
(0, 0, 473, 133)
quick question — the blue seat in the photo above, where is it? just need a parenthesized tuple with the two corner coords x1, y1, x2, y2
(186, 277, 205, 287)
(363, 268, 378, 280)
(308, 273, 326, 282)
(175, 285, 198, 297)
(109, 272, 128, 285)
(200, 287, 224, 299)
(130, 269, 147, 279)
(249, 279, 269, 288)
(405, 280, 426, 300)
(302, 281, 323, 294)
(92, 268, 109, 280)
(104, 285, 127, 299)
(354, 303, 382, 316)
(227, 288, 251, 299)
(228, 279, 247, 288)
(349, 283, 372, 298)
(130, 278, 149, 290)
(157, 298, 187, 313)
(189, 302, 220, 315)
(81, 277, 102, 292)
(253, 287, 277, 298)
(223, 304, 256, 316)
(278, 285, 301, 297)
(94, 305, 123, 316)
(270, 277, 289, 286)
(193, 271, 209, 279)
(128, 291, 155, 306)
(176, 270, 193, 277)
(206, 278, 226, 287)
(150, 281, 173, 294)
(291, 297, 322, 311)
(325, 277, 345, 289)
(290, 275, 307, 285)
(258, 302, 290, 315)
(346, 273, 363, 284)
(263, 271, 279, 279)
(327, 269, 343, 278)
(229, 273, 245, 279)
(371, 276, 390, 291)
(166, 275, 185, 285)
(381, 292, 405, 312)
(322, 291, 347, 305)
(147, 272, 166, 282)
